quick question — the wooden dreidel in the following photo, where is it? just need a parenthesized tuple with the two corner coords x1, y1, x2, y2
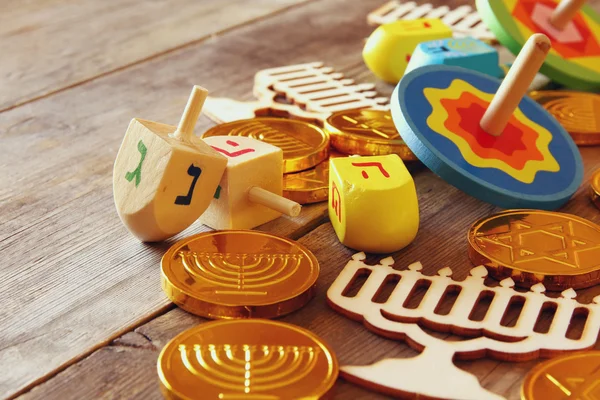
(329, 154, 419, 254)
(199, 136, 301, 230)
(363, 18, 452, 83)
(477, 0, 600, 90)
(405, 37, 504, 78)
(113, 86, 227, 242)
(391, 34, 583, 210)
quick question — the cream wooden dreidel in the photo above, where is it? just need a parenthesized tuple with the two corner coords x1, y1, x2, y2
(328, 154, 418, 254)
(480, 34, 551, 136)
(199, 136, 301, 230)
(363, 18, 453, 83)
(113, 86, 227, 242)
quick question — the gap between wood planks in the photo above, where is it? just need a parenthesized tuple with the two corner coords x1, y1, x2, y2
(0, 0, 317, 115)
(10, 217, 330, 400)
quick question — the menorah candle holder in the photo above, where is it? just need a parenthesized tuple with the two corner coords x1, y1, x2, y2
(327, 253, 600, 400)
(203, 62, 389, 124)
(367, 0, 495, 42)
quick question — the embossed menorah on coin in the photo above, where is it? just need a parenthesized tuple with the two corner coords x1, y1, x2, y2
(177, 343, 319, 399)
(178, 251, 303, 295)
(327, 253, 600, 400)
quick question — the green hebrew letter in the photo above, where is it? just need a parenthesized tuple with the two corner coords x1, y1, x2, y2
(125, 140, 147, 187)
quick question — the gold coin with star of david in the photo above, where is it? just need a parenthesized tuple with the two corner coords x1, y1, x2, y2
(158, 319, 338, 400)
(521, 351, 600, 400)
(161, 230, 319, 319)
(468, 210, 600, 290)
(324, 109, 417, 161)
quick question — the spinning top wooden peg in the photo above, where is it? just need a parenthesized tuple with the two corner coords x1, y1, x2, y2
(550, 0, 587, 30)
(480, 34, 551, 137)
(113, 86, 227, 242)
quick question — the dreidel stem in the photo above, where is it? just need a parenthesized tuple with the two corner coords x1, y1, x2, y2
(550, 0, 586, 30)
(480, 34, 551, 137)
(248, 187, 301, 217)
(172, 85, 209, 142)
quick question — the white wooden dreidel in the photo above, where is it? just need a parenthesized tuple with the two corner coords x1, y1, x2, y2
(390, 33, 583, 210)
(550, 0, 587, 30)
(480, 34, 551, 136)
(199, 136, 301, 230)
(113, 86, 227, 242)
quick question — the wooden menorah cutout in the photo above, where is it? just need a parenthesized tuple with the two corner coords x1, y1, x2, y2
(203, 62, 389, 125)
(113, 86, 227, 242)
(367, 0, 496, 42)
(327, 253, 600, 400)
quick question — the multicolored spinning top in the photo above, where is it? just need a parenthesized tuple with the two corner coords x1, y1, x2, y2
(391, 34, 583, 209)
(477, 0, 600, 90)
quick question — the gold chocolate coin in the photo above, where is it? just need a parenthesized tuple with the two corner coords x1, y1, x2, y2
(592, 169, 600, 210)
(283, 159, 329, 204)
(468, 210, 600, 290)
(324, 109, 416, 160)
(202, 117, 329, 173)
(521, 351, 600, 400)
(161, 230, 319, 319)
(158, 319, 339, 400)
(529, 91, 600, 146)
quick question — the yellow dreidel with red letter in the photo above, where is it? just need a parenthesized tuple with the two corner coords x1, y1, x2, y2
(200, 136, 301, 230)
(113, 86, 227, 242)
(329, 154, 419, 254)
(363, 18, 452, 84)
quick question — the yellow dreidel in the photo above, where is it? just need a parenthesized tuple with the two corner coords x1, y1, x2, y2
(200, 136, 301, 230)
(363, 18, 453, 84)
(113, 86, 227, 242)
(329, 154, 419, 253)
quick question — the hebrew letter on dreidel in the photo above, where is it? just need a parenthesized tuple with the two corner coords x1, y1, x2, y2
(124, 139, 147, 187)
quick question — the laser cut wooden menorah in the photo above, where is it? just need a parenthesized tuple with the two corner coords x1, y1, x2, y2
(327, 253, 600, 400)
(367, 0, 495, 42)
(203, 62, 389, 124)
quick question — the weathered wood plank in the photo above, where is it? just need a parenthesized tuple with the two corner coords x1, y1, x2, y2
(0, 0, 393, 397)
(0, 0, 306, 112)
(20, 145, 600, 400)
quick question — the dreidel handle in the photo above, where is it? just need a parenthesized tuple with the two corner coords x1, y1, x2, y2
(480, 34, 551, 137)
(550, 0, 586, 31)
(248, 186, 301, 217)
(172, 85, 209, 142)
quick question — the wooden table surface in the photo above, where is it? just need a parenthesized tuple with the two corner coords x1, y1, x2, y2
(1, 0, 600, 399)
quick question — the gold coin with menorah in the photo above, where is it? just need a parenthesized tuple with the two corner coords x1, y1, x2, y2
(529, 90, 600, 146)
(161, 230, 319, 319)
(324, 109, 417, 161)
(157, 319, 338, 400)
(468, 210, 600, 290)
(328, 252, 600, 399)
(201, 117, 329, 173)
(521, 351, 600, 400)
